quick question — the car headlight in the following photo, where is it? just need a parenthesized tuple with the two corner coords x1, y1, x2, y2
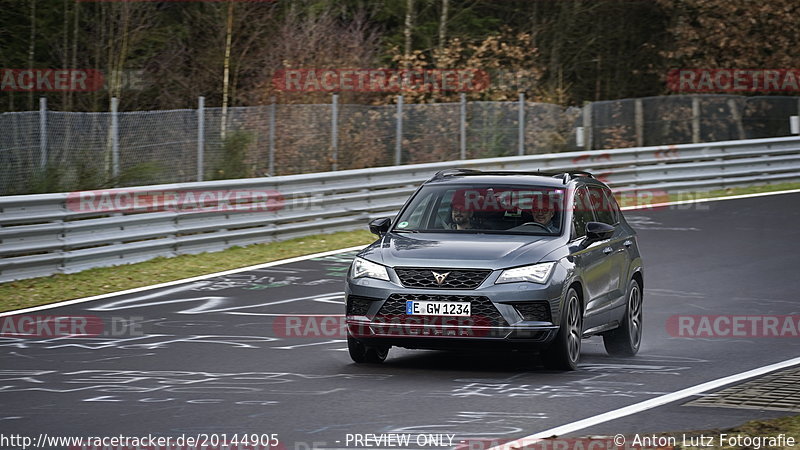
(496, 262, 556, 284)
(350, 257, 390, 281)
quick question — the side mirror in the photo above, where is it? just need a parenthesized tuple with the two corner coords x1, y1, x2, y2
(585, 221, 615, 242)
(369, 217, 392, 236)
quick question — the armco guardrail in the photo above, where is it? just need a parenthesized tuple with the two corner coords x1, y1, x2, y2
(1, 136, 799, 282)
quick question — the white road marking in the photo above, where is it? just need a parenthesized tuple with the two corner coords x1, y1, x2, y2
(0, 246, 365, 317)
(489, 355, 800, 449)
(271, 339, 346, 350)
(314, 298, 346, 304)
(227, 313, 345, 317)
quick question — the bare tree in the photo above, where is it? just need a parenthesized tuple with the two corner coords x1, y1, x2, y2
(438, 0, 448, 53)
(221, 1, 235, 139)
(27, 0, 36, 110)
(253, 9, 381, 104)
(403, 0, 415, 68)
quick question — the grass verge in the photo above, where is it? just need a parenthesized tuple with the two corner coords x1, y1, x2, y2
(1, 181, 799, 313)
(652, 413, 800, 449)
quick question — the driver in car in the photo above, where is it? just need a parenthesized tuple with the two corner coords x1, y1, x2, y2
(529, 197, 559, 233)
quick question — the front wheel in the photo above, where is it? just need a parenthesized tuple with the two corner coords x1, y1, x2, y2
(541, 287, 582, 370)
(347, 335, 390, 363)
(603, 278, 643, 356)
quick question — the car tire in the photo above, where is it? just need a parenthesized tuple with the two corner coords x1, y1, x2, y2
(603, 278, 643, 357)
(542, 287, 582, 371)
(347, 335, 390, 364)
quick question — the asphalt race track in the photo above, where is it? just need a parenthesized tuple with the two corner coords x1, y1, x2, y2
(1, 192, 799, 449)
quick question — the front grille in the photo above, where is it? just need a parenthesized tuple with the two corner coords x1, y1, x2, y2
(346, 295, 379, 316)
(377, 293, 507, 327)
(395, 267, 491, 289)
(513, 302, 551, 322)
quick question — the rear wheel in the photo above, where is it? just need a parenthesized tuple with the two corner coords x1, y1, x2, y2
(347, 335, 390, 363)
(542, 287, 582, 370)
(603, 278, 643, 356)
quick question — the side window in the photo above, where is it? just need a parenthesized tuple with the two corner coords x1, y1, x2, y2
(572, 187, 595, 238)
(605, 189, 622, 225)
(589, 186, 617, 225)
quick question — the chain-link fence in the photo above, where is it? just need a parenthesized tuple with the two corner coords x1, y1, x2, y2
(1, 94, 798, 195)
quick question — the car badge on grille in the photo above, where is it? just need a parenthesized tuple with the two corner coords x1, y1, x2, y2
(431, 271, 450, 285)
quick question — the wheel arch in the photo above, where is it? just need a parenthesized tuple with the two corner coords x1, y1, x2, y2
(566, 278, 585, 313)
(631, 268, 644, 294)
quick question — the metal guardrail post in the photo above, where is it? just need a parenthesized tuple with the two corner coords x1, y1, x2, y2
(331, 93, 339, 171)
(269, 97, 276, 176)
(111, 97, 120, 179)
(518, 93, 525, 156)
(395, 95, 404, 165)
(39, 97, 47, 169)
(197, 96, 205, 182)
(460, 93, 467, 160)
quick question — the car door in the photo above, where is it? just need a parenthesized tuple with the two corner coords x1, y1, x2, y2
(567, 186, 609, 330)
(588, 186, 631, 306)
(595, 187, 635, 314)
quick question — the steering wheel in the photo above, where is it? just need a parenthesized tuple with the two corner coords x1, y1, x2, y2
(519, 221, 550, 231)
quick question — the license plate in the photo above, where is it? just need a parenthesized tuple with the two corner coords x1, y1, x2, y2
(405, 301, 471, 316)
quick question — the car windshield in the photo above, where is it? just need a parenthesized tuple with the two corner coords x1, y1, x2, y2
(394, 184, 565, 235)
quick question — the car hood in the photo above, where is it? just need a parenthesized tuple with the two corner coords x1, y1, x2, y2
(360, 232, 563, 270)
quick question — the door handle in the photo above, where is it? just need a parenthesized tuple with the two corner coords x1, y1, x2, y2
(603, 247, 613, 255)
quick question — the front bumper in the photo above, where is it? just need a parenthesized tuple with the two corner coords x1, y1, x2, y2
(345, 272, 563, 349)
(347, 316, 558, 341)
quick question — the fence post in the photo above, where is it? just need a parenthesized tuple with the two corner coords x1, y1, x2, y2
(518, 93, 525, 155)
(459, 93, 467, 160)
(197, 96, 205, 182)
(395, 95, 404, 165)
(727, 99, 746, 140)
(269, 97, 276, 176)
(582, 103, 592, 150)
(331, 93, 339, 171)
(691, 96, 700, 143)
(111, 97, 120, 179)
(635, 98, 644, 147)
(794, 98, 800, 134)
(39, 97, 47, 169)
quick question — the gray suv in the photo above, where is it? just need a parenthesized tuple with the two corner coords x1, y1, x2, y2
(345, 169, 644, 370)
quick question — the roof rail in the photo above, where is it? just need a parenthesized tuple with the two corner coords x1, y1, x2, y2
(430, 169, 595, 184)
(430, 168, 483, 180)
(568, 170, 595, 179)
(549, 171, 595, 184)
